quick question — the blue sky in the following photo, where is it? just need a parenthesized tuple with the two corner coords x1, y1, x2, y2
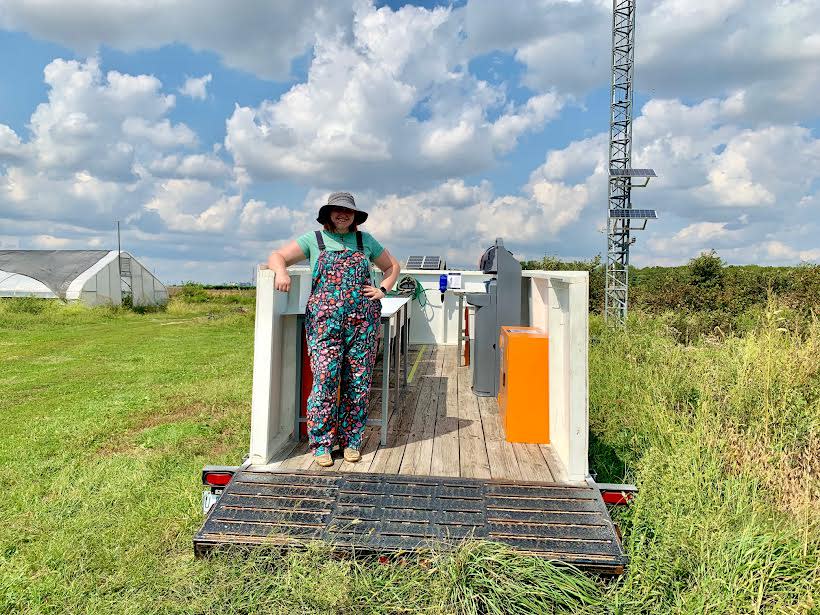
(0, 0, 818, 283)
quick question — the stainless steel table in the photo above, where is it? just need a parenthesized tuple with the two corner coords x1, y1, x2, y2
(294, 296, 412, 447)
(369, 297, 412, 445)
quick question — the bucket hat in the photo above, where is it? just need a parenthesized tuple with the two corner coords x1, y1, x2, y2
(316, 192, 368, 225)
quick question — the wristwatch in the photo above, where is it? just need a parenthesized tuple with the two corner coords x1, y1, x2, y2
(379, 285, 388, 295)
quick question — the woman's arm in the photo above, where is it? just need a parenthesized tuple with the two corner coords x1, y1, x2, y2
(364, 248, 400, 299)
(267, 240, 307, 292)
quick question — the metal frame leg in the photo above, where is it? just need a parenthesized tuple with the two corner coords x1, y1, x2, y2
(380, 319, 391, 446)
(402, 305, 409, 388)
(294, 315, 304, 442)
(394, 316, 400, 418)
(457, 294, 464, 366)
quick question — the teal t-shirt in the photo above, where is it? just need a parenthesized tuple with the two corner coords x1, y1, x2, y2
(296, 230, 384, 279)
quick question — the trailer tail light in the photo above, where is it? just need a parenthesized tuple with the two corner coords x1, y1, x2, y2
(596, 483, 638, 506)
(602, 491, 634, 505)
(201, 465, 239, 488)
(204, 471, 233, 487)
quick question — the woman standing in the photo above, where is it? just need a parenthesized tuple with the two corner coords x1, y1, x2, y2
(268, 193, 400, 467)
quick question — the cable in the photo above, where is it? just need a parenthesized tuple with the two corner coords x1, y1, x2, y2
(386, 274, 427, 307)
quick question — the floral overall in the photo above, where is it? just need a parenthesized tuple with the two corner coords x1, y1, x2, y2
(304, 231, 381, 455)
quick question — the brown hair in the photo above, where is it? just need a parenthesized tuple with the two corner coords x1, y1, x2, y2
(323, 222, 358, 233)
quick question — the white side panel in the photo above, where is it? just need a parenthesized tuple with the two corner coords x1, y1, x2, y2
(525, 271, 589, 483)
(567, 273, 589, 482)
(528, 276, 550, 332)
(278, 315, 299, 435)
(249, 267, 290, 464)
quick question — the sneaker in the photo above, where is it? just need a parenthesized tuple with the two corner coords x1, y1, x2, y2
(343, 447, 361, 463)
(314, 451, 333, 467)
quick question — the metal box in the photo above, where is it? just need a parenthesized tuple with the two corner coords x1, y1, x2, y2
(498, 326, 549, 444)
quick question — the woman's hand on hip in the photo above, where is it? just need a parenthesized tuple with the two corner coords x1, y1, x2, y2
(275, 272, 291, 292)
(363, 285, 385, 300)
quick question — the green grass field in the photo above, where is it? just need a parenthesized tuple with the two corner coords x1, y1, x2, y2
(1, 295, 818, 614)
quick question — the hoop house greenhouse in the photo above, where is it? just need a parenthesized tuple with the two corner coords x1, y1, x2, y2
(0, 249, 167, 306)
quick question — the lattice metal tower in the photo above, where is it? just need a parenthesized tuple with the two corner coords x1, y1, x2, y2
(605, 0, 656, 323)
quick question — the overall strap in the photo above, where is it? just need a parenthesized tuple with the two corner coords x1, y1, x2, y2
(314, 230, 325, 251)
(356, 231, 364, 252)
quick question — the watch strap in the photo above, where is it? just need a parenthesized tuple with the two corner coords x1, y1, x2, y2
(379, 285, 387, 294)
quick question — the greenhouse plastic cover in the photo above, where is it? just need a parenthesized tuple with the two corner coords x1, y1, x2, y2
(0, 250, 109, 299)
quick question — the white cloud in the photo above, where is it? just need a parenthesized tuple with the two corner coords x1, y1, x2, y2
(0, 124, 24, 161)
(147, 154, 230, 180)
(121, 117, 197, 149)
(179, 74, 212, 100)
(462, 0, 820, 121)
(225, 2, 563, 190)
(0, 1, 352, 80)
(526, 95, 820, 265)
(10, 57, 200, 182)
(143, 179, 241, 233)
(0, 57, 247, 260)
(238, 199, 304, 239)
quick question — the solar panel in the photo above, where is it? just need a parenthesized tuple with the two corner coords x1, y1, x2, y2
(608, 209, 657, 219)
(609, 168, 657, 178)
(405, 255, 444, 269)
(422, 256, 442, 269)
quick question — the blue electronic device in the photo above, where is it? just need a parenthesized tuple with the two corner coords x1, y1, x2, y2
(439, 273, 448, 302)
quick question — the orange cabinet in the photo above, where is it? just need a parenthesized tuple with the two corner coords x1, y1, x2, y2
(498, 326, 549, 444)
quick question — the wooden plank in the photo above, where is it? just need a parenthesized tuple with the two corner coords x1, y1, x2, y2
(430, 347, 460, 477)
(456, 359, 491, 479)
(399, 347, 445, 476)
(513, 443, 554, 482)
(477, 394, 523, 481)
(278, 439, 313, 471)
(539, 444, 568, 484)
(369, 346, 435, 474)
(344, 390, 382, 473)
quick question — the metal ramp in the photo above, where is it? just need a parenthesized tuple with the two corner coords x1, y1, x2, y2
(194, 469, 628, 574)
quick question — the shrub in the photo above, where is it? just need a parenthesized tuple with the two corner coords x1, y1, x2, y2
(177, 282, 210, 303)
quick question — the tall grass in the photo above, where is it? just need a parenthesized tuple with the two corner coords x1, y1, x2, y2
(591, 302, 820, 613)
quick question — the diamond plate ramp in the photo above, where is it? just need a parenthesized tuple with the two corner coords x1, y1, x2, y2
(194, 469, 627, 574)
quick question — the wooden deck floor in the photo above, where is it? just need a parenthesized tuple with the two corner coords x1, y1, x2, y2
(269, 345, 566, 483)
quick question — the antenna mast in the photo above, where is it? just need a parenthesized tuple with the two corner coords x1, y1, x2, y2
(605, 0, 656, 323)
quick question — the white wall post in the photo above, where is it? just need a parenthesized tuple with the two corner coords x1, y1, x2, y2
(526, 271, 590, 483)
(249, 267, 286, 464)
(566, 274, 589, 482)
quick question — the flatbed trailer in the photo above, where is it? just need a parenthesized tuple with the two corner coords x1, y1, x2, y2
(195, 267, 632, 574)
